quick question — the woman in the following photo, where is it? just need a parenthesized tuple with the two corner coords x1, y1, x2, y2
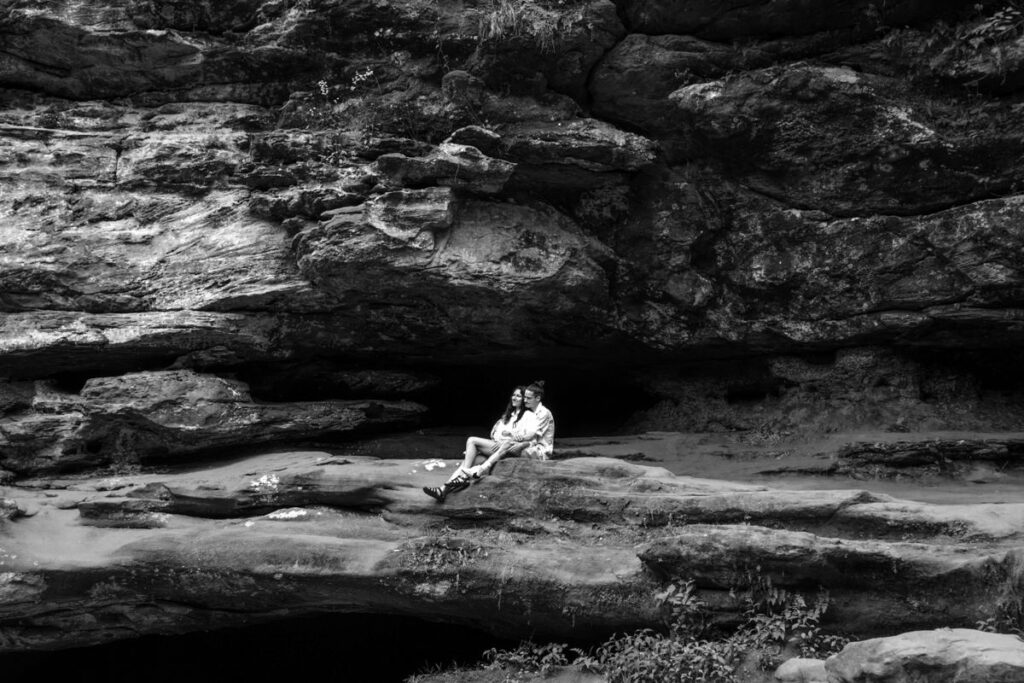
(423, 386, 535, 503)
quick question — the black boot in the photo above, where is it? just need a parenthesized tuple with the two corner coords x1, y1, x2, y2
(445, 476, 471, 495)
(423, 485, 446, 502)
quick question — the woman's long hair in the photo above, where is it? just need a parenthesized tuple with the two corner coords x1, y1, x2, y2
(501, 385, 528, 425)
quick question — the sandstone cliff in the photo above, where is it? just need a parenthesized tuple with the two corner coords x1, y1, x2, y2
(2, 0, 1024, 676)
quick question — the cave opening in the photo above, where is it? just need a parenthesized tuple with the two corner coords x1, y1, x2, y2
(0, 613, 526, 683)
(236, 359, 660, 439)
(414, 363, 658, 437)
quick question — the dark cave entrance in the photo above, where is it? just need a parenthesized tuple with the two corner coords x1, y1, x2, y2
(0, 613, 524, 683)
(414, 363, 657, 437)
(236, 359, 660, 439)
(38, 346, 1024, 467)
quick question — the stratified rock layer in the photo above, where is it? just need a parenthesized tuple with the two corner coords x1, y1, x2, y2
(0, 370, 425, 474)
(3, 1, 1024, 382)
(1, 456, 1022, 650)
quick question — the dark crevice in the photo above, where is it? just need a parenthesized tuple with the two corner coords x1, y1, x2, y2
(0, 613, 521, 683)
(0, 49, 73, 78)
(736, 178, 1024, 221)
(45, 372, 90, 394)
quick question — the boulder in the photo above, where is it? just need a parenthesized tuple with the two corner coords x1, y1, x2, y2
(775, 657, 828, 682)
(497, 119, 658, 191)
(591, 34, 755, 134)
(516, 125, 654, 175)
(375, 142, 516, 193)
(0, 498, 23, 521)
(825, 628, 1024, 682)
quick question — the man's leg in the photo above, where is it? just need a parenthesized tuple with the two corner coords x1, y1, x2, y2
(522, 444, 549, 461)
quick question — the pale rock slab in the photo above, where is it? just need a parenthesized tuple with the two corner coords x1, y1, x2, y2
(825, 628, 1024, 683)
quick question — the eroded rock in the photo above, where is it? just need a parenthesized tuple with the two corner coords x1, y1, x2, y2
(825, 628, 1024, 682)
(294, 190, 617, 346)
(1, 456, 1021, 651)
(497, 118, 658, 191)
(639, 525, 1021, 635)
(0, 370, 426, 474)
(775, 657, 828, 683)
(375, 142, 516, 193)
(0, 5, 318, 102)
(669, 65, 1024, 215)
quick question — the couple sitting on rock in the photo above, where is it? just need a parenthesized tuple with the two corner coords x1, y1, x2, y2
(423, 380, 554, 503)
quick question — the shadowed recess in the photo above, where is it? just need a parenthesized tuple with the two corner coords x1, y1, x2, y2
(0, 613, 521, 683)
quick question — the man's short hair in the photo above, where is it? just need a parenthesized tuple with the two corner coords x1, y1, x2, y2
(526, 380, 545, 400)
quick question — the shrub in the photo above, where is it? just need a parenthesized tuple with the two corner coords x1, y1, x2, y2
(483, 641, 575, 677)
(594, 631, 740, 683)
(879, 2, 1024, 85)
(976, 562, 1024, 637)
(658, 578, 710, 639)
(476, 0, 588, 53)
(732, 575, 840, 669)
(478, 572, 849, 683)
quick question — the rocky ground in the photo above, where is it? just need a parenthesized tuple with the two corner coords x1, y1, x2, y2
(2, 431, 1022, 660)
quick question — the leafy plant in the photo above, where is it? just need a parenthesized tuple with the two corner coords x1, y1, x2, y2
(961, 2, 1024, 48)
(879, 2, 1024, 86)
(735, 584, 833, 668)
(594, 630, 739, 683)
(729, 567, 848, 666)
(483, 641, 576, 678)
(476, 571, 848, 683)
(657, 578, 709, 639)
(977, 562, 1024, 636)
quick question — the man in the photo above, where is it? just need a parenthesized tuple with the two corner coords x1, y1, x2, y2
(520, 380, 554, 460)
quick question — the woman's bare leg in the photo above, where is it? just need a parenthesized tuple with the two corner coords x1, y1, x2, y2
(450, 436, 496, 482)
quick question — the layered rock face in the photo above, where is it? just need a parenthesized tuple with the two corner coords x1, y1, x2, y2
(2, 0, 1024, 668)
(3, 0, 1024, 383)
(3, 453, 1024, 654)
